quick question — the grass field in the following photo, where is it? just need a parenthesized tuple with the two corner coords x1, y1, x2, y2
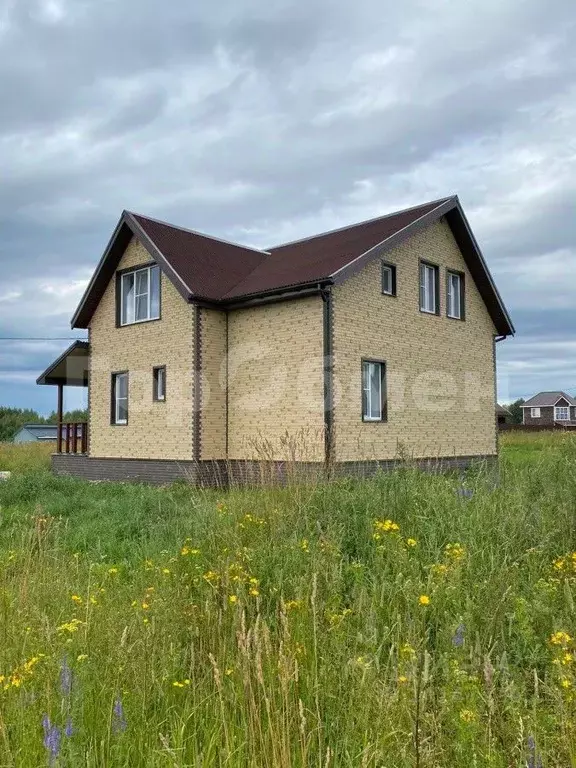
(1, 433, 576, 766)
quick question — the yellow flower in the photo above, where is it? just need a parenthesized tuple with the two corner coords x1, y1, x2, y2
(162, 568, 171, 576)
(57, 619, 84, 634)
(71, 595, 83, 605)
(249, 588, 260, 597)
(563, 653, 574, 666)
(431, 563, 449, 576)
(419, 595, 430, 606)
(554, 558, 566, 571)
(374, 519, 400, 533)
(406, 538, 417, 547)
(108, 567, 119, 575)
(285, 600, 302, 611)
(400, 643, 416, 658)
(551, 631, 572, 647)
(181, 546, 200, 556)
(225, 668, 234, 676)
(300, 539, 310, 552)
(459, 709, 476, 723)
(76, 654, 88, 662)
(172, 679, 190, 688)
(445, 543, 466, 560)
(398, 675, 409, 684)
(229, 595, 238, 604)
(561, 678, 572, 689)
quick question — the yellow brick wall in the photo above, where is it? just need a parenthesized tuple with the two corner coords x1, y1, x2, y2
(332, 218, 497, 462)
(227, 298, 325, 461)
(89, 237, 195, 460)
(200, 308, 227, 460)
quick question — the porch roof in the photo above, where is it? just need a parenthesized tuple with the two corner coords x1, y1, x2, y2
(37, 341, 89, 387)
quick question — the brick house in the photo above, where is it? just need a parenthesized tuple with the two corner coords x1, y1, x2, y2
(37, 195, 514, 485)
(520, 392, 576, 427)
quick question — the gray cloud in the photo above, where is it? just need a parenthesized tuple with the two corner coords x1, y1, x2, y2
(1, 0, 575, 410)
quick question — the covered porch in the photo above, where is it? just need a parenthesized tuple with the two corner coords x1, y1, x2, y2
(36, 341, 90, 454)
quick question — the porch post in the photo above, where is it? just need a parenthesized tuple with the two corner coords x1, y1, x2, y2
(57, 383, 64, 454)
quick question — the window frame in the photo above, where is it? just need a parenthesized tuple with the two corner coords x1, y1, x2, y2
(153, 366, 167, 402)
(116, 263, 161, 327)
(361, 359, 388, 423)
(381, 261, 397, 297)
(419, 260, 440, 316)
(111, 371, 129, 426)
(446, 269, 465, 320)
(555, 405, 570, 421)
(530, 407, 541, 418)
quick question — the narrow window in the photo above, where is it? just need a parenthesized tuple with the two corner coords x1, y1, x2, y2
(447, 271, 465, 320)
(381, 262, 397, 296)
(362, 360, 387, 422)
(419, 262, 439, 314)
(153, 366, 166, 402)
(111, 372, 129, 425)
(555, 406, 570, 421)
(530, 408, 541, 418)
(120, 265, 161, 326)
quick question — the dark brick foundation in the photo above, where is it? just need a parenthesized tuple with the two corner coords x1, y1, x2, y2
(52, 454, 497, 487)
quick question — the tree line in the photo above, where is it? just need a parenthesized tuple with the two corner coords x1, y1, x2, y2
(0, 407, 89, 442)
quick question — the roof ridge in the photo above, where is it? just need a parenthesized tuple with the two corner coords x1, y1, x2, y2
(129, 211, 271, 257)
(266, 196, 455, 251)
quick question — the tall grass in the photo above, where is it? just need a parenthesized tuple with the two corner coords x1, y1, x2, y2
(1, 438, 576, 765)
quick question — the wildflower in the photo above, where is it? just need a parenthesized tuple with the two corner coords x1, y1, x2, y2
(162, 568, 171, 576)
(398, 675, 409, 684)
(550, 631, 572, 648)
(42, 715, 61, 765)
(374, 519, 400, 533)
(400, 643, 416, 658)
(225, 668, 234, 676)
(419, 595, 430, 606)
(452, 623, 465, 648)
(181, 546, 200, 556)
(249, 588, 260, 597)
(64, 716, 74, 738)
(112, 698, 127, 734)
(203, 570, 219, 585)
(459, 709, 476, 723)
(406, 538, 417, 547)
(229, 595, 238, 604)
(561, 678, 572, 689)
(172, 679, 191, 688)
(285, 600, 302, 611)
(76, 654, 88, 663)
(300, 539, 310, 553)
(445, 543, 466, 560)
(71, 595, 83, 605)
(554, 558, 565, 571)
(57, 619, 84, 634)
(108, 567, 119, 575)
(431, 563, 449, 577)
(60, 658, 73, 698)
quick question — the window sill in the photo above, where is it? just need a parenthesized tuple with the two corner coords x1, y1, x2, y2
(381, 291, 397, 298)
(419, 308, 440, 316)
(447, 314, 465, 321)
(362, 418, 388, 424)
(118, 316, 161, 328)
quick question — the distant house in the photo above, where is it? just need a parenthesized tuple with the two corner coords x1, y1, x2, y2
(496, 404, 512, 425)
(13, 424, 82, 444)
(13, 425, 59, 443)
(520, 392, 576, 427)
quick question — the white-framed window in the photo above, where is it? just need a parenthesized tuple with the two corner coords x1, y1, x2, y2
(447, 271, 464, 319)
(381, 262, 397, 296)
(153, 366, 166, 402)
(112, 372, 129, 425)
(120, 265, 160, 325)
(555, 406, 570, 421)
(362, 360, 387, 422)
(419, 262, 439, 314)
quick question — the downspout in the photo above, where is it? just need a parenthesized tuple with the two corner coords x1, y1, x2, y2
(322, 288, 334, 474)
(193, 305, 202, 463)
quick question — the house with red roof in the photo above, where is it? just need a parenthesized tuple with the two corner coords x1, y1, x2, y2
(37, 196, 514, 485)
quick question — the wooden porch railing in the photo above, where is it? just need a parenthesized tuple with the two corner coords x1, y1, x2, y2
(57, 423, 88, 455)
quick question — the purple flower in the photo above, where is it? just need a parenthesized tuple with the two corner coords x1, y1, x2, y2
(42, 715, 61, 765)
(60, 657, 73, 698)
(452, 623, 465, 648)
(527, 735, 543, 768)
(64, 716, 74, 738)
(112, 698, 127, 733)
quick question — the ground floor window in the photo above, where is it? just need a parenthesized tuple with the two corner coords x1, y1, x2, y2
(555, 406, 570, 421)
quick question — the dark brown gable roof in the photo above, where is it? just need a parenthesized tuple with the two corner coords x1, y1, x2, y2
(131, 214, 269, 301)
(222, 199, 445, 300)
(71, 197, 514, 336)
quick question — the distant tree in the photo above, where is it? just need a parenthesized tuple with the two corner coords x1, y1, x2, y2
(47, 409, 89, 424)
(0, 407, 48, 442)
(506, 398, 525, 425)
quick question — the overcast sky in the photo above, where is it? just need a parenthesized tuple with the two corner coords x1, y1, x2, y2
(1, 0, 575, 414)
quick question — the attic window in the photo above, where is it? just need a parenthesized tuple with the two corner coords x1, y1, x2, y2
(119, 265, 160, 326)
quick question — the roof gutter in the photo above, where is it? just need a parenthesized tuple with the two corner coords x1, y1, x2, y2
(219, 281, 333, 311)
